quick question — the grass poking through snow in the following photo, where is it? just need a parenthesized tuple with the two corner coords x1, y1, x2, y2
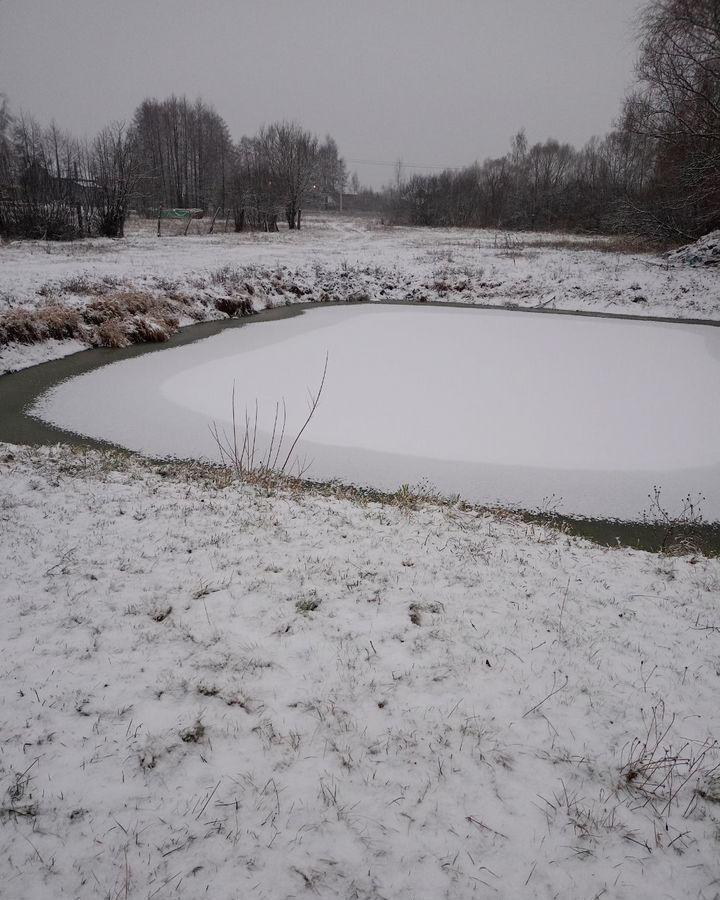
(0, 442, 719, 899)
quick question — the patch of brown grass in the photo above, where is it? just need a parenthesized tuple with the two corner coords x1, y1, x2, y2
(0, 290, 182, 349)
(0, 305, 85, 346)
(39, 305, 84, 340)
(58, 275, 106, 296)
(129, 315, 175, 343)
(84, 291, 170, 324)
(94, 320, 130, 348)
(534, 235, 680, 255)
(0, 310, 44, 344)
(215, 296, 254, 317)
(84, 292, 179, 346)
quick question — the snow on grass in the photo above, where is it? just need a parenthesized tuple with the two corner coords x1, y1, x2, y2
(0, 337, 87, 374)
(667, 231, 720, 268)
(1, 443, 719, 899)
(1, 214, 718, 374)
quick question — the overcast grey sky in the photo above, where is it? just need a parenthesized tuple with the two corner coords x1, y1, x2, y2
(0, 0, 645, 188)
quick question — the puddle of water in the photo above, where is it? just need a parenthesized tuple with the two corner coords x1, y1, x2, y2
(27, 304, 720, 523)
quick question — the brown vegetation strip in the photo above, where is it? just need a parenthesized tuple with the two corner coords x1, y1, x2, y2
(0, 291, 254, 350)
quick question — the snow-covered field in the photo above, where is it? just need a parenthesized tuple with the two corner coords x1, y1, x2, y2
(32, 304, 720, 521)
(1, 214, 718, 375)
(2, 218, 720, 899)
(1, 443, 719, 900)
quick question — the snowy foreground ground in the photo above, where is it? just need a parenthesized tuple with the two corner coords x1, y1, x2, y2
(1, 214, 719, 374)
(1, 444, 720, 900)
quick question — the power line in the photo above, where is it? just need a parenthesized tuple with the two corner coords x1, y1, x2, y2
(345, 158, 463, 171)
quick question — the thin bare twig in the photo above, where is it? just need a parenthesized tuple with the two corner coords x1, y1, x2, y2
(279, 352, 328, 474)
(522, 674, 569, 717)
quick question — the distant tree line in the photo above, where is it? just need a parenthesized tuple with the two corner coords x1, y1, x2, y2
(0, 91, 346, 240)
(383, 0, 719, 240)
(384, 128, 656, 235)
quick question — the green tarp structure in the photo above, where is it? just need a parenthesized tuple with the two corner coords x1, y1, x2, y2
(158, 208, 203, 219)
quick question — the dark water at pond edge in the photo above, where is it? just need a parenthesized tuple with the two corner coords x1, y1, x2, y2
(1, 301, 719, 555)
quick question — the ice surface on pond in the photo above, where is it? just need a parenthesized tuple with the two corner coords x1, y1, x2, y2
(32, 305, 720, 520)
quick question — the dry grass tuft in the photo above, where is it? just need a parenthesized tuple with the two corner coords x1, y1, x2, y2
(85, 291, 174, 325)
(84, 293, 179, 346)
(58, 275, 107, 296)
(214, 296, 254, 317)
(94, 320, 130, 348)
(128, 315, 175, 344)
(38, 305, 84, 340)
(619, 701, 720, 818)
(0, 305, 85, 346)
(0, 310, 45, 345)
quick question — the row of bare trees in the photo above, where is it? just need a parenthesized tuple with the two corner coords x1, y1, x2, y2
(0, 104, 138, 239)
(133, 96, 231, 214)
(387, 126, 657, 234)
(0, 91, 346, 239)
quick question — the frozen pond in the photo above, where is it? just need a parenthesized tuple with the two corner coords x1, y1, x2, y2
(32, 305, 720, 521)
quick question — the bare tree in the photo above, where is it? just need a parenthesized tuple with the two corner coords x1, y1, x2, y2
(86, 122, 140, 237)
(0, 106, 140, 240)
(0, 94, 12, 185)
(258, 121, 318, 229)
(230, 135, 281, 232)
(1, 114, 84, 239)
(622, 0, 720, 234)
(315, 135, 346, 208)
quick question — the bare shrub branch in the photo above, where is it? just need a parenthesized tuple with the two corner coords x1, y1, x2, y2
(210, 353, 328, 483)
